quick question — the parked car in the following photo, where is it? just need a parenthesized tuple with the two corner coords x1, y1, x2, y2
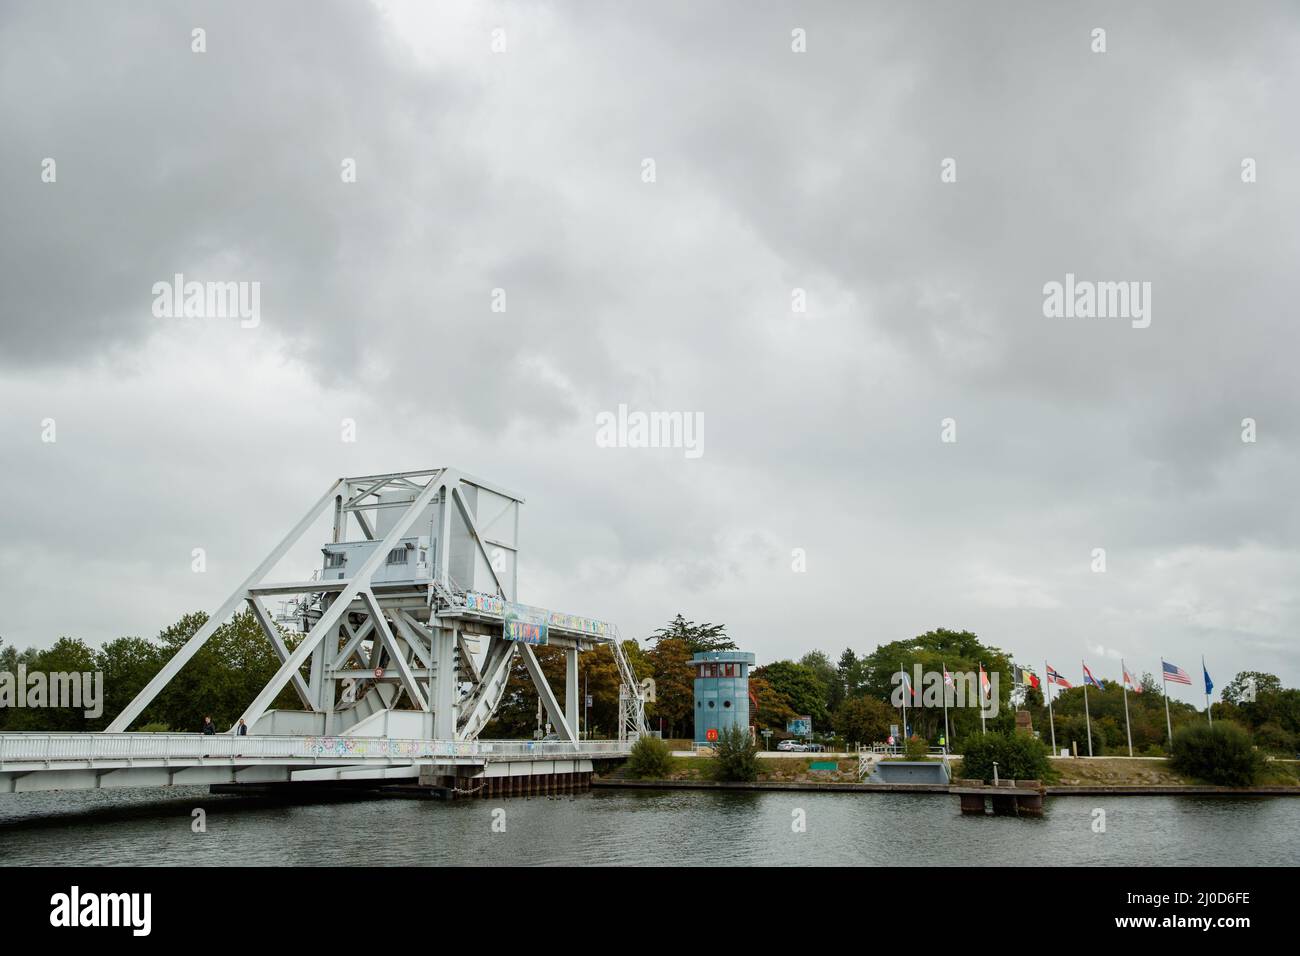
(777, 740, 808, 752)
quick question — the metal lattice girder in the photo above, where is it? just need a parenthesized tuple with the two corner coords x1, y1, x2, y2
(232, 471, 449, 730)
(457, 638, 515, 739)
(246, 595, 314, 709)
(359, 590, 429, 711)
(335, 617, 376, 670)
(103, 465, 643, 744)
(104, 479, 348, 733)
(391, 610, 434, 670)
(449, 485, 508, 598)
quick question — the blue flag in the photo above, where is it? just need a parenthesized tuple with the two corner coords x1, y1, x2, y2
(1203, 661, 1213, 695)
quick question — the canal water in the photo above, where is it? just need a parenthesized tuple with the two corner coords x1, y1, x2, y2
(1, 787, 1295, 866)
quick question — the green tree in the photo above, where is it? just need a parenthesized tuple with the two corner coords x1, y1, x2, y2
(904, 735, 929, 760)
(648, 614, 735, 654)
(837, 648, 868, 699)
(626, 735, 672, 778)
(483, 644, 567, 739)
(832, 695, 893, 746)
(958, 732, 1053, 783)
(858, 628, 1012, 749)
(145, 610, 305, 732)
(1170, 722, 1262, 787)
(709, 725, 760, 782)
(751, 660, 828, 728)
(749, 674, 797, 731)
(1, 637, 99, 731)
(94, 636, 167, 732)
(643, 637, 694, 738)
(1222, 671, 1282, 706)
(800, 650, 842, 712)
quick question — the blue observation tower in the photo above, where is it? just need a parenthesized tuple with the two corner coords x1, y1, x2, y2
(692, 650, 756, 745)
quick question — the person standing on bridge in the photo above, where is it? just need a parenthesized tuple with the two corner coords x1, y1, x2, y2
(202, 716, 216, 735)
(237, 719, 248, 736)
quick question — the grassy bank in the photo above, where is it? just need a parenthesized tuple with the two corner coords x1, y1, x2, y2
(983, 757, 1300, 788)
(609, 753, 1300, 788)
(620, 754, 863, 784)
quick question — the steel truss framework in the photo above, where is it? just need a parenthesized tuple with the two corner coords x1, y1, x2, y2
(105, 468, 647, 742)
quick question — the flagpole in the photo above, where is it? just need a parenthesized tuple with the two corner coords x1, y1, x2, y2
(1121, 657, 1133, 757)
(898, 661, 907, 747)
(1162, 659, 1173, 749)
(1082, 660, 1093, 757)
(978, 661, 987, 735)
(1046, 658, 1056, 755)
(1204, 655, 1212, 726)
(941, 660, 951, 753)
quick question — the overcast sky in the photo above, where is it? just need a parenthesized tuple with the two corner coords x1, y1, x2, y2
(2, 1, 1298, 699)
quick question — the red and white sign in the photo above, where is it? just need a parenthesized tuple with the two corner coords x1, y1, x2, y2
(705, 728, 718, 742)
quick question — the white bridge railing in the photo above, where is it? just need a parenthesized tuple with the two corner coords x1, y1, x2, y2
(0, 733, 630, 766)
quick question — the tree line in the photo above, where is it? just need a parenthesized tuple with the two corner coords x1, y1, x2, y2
(4, 612, 1298, 757)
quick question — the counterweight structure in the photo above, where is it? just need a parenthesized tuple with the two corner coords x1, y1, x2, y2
(105, 468, 647, 743)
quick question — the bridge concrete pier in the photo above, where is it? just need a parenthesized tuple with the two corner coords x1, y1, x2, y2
(418, 757, 598, 799)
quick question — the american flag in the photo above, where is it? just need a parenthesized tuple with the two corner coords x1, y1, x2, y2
(1046, 664, 1072, 688)
(1162, 660, 1192, 685)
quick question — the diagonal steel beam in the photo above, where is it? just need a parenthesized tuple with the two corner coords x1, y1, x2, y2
(456, 632, 482, 685)
(360, 591, 428, 711)
(392, 610, 434, 669)
(246, 595, 314, 709)
(451, 485, 507, 597)
(457, 640, 516, 739)
(105, 479, 346, 733)
(335, 617, 375, 670)
(519, 643, 576, 743)
(233, 472, 445, 730)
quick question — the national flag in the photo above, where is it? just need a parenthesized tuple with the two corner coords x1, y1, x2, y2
(1123, 666, 1143, 694)
(979, 664, 991, 700)
(1162, 660, 1192, 685)
(943, 668, 954, 688)
(1046, 664, 1072, 688)
(1203, 662, 1214, 695)
(901, 670, 918, 702)
(1082, 662, 1104, 690)
(1016, 666, 1041, 690)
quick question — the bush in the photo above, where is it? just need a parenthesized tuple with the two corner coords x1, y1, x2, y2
(904, 735, 929, 760)
(136, 722, 172, 733)
(1053, 715, 1106, 756)
(626, 735, 672, 779)
(959, 732, 1053, 783)
(709, 726, 761, 782)
(1252, 721, 1297, 756)
(1170, 722, 1262, 787)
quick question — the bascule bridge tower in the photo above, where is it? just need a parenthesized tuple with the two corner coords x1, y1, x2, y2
(106, 468, 646, 743)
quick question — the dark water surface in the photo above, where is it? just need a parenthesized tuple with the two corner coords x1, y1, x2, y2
(1, 787, 1295, 866)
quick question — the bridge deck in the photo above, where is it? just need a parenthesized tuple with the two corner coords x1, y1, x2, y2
(0, 733, 630, 794)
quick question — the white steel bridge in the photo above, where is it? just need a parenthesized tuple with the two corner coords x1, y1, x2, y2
(0, 468, 647, 798)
